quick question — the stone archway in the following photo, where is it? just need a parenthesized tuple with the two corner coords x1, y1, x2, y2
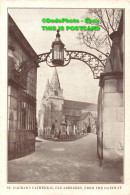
(8, 12, 124, 166)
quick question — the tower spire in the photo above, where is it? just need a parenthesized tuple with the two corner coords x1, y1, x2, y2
(50, 68, 61, 91)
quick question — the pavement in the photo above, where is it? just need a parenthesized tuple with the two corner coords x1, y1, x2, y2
(8, 134, 123, 183)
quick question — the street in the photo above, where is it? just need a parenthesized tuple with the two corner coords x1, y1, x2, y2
(8, 134, 123, 183)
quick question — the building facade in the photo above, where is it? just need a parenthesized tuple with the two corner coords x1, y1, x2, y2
(38, 68, 97, 138)
(8, 15, 38, 160)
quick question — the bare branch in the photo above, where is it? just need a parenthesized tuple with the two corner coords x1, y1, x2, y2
(77, 8, 121, 62)
(105, 9, 115, 32)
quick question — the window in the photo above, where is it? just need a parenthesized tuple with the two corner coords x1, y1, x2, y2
(22, 108, 26, 129)
(54, 91, 58, 96)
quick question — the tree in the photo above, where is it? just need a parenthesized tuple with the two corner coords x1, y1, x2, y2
(77, 9, 122, 62)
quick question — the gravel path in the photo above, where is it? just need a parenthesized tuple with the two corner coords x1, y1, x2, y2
(8, 134, 123, 183)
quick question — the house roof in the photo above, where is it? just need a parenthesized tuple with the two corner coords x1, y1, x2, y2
(79, 112, 90, 120)
(79, 111, 97, 120)
(65, 115, 80, 121)
(8, 14, 38, 60)
(63, 100, 97, 111)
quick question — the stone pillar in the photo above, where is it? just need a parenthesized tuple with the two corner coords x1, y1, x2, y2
(99, 72, 124, 161)
(97, 87, 103, 162)
(97, 12, 124, 162)
(8, 85, 18, 160)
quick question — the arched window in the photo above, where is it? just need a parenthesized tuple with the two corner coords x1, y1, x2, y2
(54, 91, 58, 96)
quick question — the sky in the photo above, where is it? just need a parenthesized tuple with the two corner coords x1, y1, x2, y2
(8, 9, 100, 114)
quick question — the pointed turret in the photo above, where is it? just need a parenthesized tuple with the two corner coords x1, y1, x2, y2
(50, 68, 61, 91)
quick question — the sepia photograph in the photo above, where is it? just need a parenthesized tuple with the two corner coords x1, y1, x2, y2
(7, 7, 125, 184)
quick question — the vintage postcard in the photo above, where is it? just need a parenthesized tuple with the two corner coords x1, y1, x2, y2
(0, 0, 130, 195)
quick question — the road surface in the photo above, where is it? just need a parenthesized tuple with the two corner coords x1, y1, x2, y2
(8, 134, 123, 183)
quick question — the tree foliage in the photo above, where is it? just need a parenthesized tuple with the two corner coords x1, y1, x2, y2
(77, 9, 122, 61)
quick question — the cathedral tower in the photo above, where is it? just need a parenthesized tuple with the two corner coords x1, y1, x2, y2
(49, 68, 63, 98)
(48, 68, 64, 129)
(39, 68, 64, 133)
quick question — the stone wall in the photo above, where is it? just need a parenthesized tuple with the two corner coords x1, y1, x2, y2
(8, 15, 38, 160)
(97, 12, 124, 163)
(98, 73, 124, 162)
(27, 67, 37, 97)
(8, 86, 18, 159)
(97, 87, 103, 160)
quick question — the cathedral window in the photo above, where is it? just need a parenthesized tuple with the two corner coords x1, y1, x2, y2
(54, 91, 58, 96)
